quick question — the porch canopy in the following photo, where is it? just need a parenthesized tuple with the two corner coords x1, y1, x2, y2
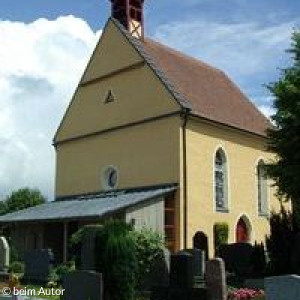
(0, 184, 177, 223)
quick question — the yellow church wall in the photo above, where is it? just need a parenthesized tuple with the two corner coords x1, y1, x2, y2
(55, 19, 179, 143)
(55, 116, 181, 197)
(55, 65, 179, 142)
(184, 118, 281, 255)
(82, 19, 144, 83)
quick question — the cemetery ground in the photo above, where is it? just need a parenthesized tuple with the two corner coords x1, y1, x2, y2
(1, 215, 298, 300)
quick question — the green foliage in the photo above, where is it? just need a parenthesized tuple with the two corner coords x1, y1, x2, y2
(266, 206, 295, 275)
(251, 242, 266, 277)
(96, 220, 138, 300)
(48, 262, 75, 284)
(9, 244, 20, 263)
(266, 30, 300, 222)
(214, 222, 229, 255)
(130, 228, 165, 288)
(71, 221, 166, 298)
(70, 224, 103, 269)
(9, 261, 25, 274)
(0, 188, 46, 215)
(0, 201, 7, 215)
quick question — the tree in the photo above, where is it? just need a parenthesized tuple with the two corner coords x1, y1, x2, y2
(1, 188, 46, 215)
(267, 30, 300, 224)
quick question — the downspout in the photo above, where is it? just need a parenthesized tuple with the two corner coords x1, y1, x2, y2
(181, 108, 190, 249)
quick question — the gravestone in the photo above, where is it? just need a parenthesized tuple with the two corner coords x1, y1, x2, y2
(170, 251, 194, 290)
(290, 234, 300, 274)
(265, 275, 300, 300)
(205, 258, 227, 300)
(169, 251, 194, 300)
(80, 227, 99, 271)
(193, 231, 209, 260)
(144, 248, 170, 290)
(62, 271, 103, 300)
(0, 236, 9, 272)
(218, 243, 254, 276)
(24, 249, 54, 283)
(185, 249, 206, 281)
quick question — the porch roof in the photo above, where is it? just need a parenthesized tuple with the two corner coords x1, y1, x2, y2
(0, 184, 177, 223)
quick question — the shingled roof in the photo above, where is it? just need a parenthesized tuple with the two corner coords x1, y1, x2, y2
(113, 18, 271, 137)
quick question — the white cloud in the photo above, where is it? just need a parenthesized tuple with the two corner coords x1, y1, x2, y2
(153, 20, 294, 80)
(0, 16, 100, 200)
(259, 105, 275, 119)
(153, 19, 297, 123)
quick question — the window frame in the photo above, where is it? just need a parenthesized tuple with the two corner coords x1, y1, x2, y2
(102, 166, 119, 190)
(214, 148, 229, 212)
(256, 159, 269, 216)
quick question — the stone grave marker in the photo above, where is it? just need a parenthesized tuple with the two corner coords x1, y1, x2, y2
(144, 247, 170, 290)
(0, 236, 9, 272)
(169, 251, 194, 300)
(205, 258, 227, 300)
(193, 231, 209, 260)
(265, 275, 300, 300)
(62, 270, 103, 300)
(80, 226, 100, 271)
(185, 248, 206, 285)
(23, 249, 54, 283)
(170, 251, 194, 290)
(218, 243, 254, 277)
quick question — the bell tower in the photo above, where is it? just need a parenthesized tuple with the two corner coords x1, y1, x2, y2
(110, 0, 145, 39)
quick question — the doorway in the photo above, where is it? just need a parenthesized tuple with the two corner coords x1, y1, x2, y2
(236, 216, 251, 243)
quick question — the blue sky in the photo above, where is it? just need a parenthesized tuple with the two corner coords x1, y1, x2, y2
(0, 1, 299, 200)
(1, 0, 300, 31)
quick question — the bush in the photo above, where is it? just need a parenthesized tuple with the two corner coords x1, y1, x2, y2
(266, 206, 294, 275)
(70, 224, 103, 269)
(214, 222, 229, 255)
(9, 261, 24, 274)
(48, 261, 75, 284)
(71, 221, 166, 298)
(130, 228, 165, 289)
(219, 243, 254, 277)
(251, 242, 266, 277)
(9, 245, 20, 264)
(95, 220, 138, 300)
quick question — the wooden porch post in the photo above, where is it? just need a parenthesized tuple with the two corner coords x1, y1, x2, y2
(63, 222, 68, 263)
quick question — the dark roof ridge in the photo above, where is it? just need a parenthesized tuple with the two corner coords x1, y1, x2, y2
(111, 17, 270, 137)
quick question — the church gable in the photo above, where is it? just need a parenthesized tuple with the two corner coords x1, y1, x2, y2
(81, 19, 143, 84)
(54, 19, 180, 143)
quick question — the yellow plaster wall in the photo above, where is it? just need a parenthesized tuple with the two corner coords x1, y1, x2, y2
(82, 19, 143, 83)
(55, 116, 181, 197)
(184, 118, 281, 255)
(55, 20, 179, 143)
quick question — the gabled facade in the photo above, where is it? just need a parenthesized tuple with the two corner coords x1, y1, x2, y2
(0, 1, 282, 259)
(53, 13, 281, 254)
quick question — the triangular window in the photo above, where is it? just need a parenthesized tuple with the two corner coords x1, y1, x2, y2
(104, 90, 115, 103)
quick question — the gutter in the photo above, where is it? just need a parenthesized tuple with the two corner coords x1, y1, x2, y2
(181, 108, 190, 249)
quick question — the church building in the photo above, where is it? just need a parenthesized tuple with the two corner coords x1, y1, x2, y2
(0, 0, 281, 261)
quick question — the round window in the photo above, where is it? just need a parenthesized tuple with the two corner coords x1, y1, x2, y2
(103, 167, 119, 190)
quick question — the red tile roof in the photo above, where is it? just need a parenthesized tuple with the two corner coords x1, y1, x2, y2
(142, 38, 271, 136)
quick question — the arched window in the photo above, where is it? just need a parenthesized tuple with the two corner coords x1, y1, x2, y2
(215, 149, 228, 211)
(257, 160, 268, 215)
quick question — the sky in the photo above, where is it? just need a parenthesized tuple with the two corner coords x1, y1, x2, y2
(0, 0, 299, 200)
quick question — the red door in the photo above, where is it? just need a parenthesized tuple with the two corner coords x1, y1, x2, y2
(236, 218, 249, 243)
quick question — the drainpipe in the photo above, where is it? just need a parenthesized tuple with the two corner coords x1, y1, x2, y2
(181, 109, 190, 249)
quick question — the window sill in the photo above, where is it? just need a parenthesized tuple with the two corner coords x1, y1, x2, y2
(258, 212, 269, 218)
(216, 208, 229, 213)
